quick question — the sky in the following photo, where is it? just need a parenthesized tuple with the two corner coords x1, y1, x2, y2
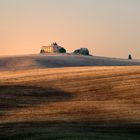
(0, 0, 140, 58)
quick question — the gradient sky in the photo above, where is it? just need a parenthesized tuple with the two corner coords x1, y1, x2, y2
(0, 0, 140, 58)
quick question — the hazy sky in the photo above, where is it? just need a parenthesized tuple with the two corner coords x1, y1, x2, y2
(0, 0, 140, 58)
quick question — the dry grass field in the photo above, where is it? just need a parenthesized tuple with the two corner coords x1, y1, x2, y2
(0, 66, 140, 139)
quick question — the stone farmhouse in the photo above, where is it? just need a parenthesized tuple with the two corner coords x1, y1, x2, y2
(40, 43, 62, 53)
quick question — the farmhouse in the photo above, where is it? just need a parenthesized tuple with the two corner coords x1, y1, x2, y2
(40, 43, 66, 53)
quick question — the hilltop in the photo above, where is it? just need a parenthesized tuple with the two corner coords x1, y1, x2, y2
(0, 53, 140, 71)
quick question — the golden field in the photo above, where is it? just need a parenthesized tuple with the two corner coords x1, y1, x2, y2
(0, 66, 140, 139)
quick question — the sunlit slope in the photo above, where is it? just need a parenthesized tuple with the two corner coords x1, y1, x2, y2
(0, 54, 140, 71)
(0, 66, 140, 125)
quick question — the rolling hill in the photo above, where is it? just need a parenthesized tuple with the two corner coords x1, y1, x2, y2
(0, 64, 140, 139)
(0, 53, 140, 71)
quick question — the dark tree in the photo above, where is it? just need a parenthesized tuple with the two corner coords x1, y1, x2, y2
(74, 48, 89, 55)
(59, 47, 66, 53)
(80, 49, 89, 55)
(40, 49, 45, 54)
(128, 54, 132, 60)
(73, 49, 80, 54)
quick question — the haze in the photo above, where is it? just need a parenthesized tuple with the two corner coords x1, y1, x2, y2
(0, 0, 140, 58)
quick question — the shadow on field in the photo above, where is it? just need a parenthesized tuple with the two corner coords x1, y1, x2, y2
(0, 121, 140, 140)
(0, 85, 73, 114)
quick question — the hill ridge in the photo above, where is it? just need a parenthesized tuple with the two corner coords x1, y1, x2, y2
(0, 54, 140, 71)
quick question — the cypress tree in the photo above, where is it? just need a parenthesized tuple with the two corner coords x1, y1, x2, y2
(128, 54, 132, 60)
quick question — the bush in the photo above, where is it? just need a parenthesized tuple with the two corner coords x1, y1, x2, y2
(59, 47, 66, 53)
(73, 49, 80, 54)
(40, 49, 45, 54)
(81, 49, 89, 55)
(73, 48, 89, 55)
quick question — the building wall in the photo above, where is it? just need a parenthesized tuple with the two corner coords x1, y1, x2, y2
(42, 45, 61, 53)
